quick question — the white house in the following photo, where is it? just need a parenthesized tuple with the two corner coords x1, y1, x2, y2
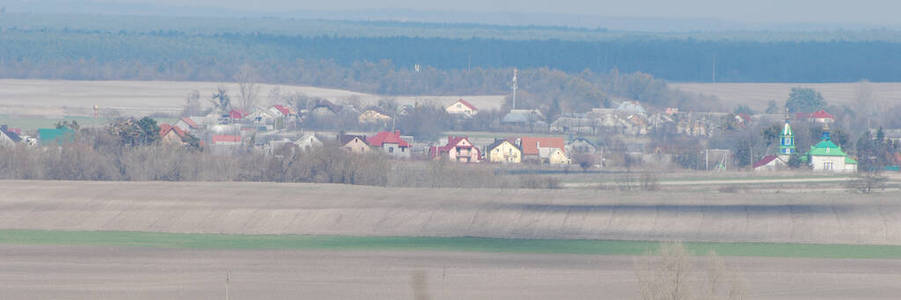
(294, 133, 323, 151)
(802, 131, 857, 173)
(446, 99, 478, 117)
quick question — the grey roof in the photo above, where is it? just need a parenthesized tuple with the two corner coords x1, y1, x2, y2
(486, 138, 520, 152)
(0, 126, 22, 143)
(616, 101, 647, 115)
(339, 134, 368, 145)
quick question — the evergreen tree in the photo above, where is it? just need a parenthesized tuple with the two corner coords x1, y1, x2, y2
(785, 88, 827, 113)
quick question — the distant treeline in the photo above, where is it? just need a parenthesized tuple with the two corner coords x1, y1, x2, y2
(2, 28, 901, 83)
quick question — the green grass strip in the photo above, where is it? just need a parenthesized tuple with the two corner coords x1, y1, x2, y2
(1, 229, 900, 259)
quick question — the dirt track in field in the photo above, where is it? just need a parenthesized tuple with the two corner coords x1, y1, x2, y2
(3, 180, 901, 245)
(2, 244, 900, 300)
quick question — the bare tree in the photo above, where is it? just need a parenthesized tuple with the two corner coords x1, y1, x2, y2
(854, 80, 880, 129)
(267, 86, 283, 106)
(235, 64, 260, 113)
(211, 86, 231, 114)
(182, 89, 203, 117)
(635, 242, 746, 300)
(847, 170, 888, 193)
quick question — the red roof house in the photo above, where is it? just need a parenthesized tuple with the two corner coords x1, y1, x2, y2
(446, 98, 479, 116)
(810, 110, 834, 119)
(753, 155, 787, 171)
(520, 137, 566, 158)
(429, 136, 481, 163)
(368, 130, 411, 147)
(159, 124, 188, 145)
(368, 130, 411, 158)
(796, 110, 834, 123)
(272, 105, 294, 116)
(174, 117, 201, 132)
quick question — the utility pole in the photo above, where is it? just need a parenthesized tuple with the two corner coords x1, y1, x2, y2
(712, 54, 717, 83)
(512, 68, 518, 110)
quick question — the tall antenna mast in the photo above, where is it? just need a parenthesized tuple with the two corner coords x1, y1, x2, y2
(512, 68, 518, 109)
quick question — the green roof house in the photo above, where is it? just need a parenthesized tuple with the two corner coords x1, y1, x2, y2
(38, 128, 75, 145)
(803, 130, 857, 173)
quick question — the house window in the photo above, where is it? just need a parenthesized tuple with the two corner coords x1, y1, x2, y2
(389, 147, 394, 153)
(824, 162, 833, 170)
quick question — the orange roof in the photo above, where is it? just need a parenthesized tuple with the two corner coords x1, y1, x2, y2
(520, 137, 565, 156)
(212, 135, 241, 143)
(368, 130, 410, 147)
(159, 123, 186, 138)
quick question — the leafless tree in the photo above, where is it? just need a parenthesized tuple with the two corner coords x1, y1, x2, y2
(267, 86, 283, 106)
(235, 64, 261, 113)
(182, 89, 203, 116)
(634, 242, 746, 300)
(211, 85, 231, 114)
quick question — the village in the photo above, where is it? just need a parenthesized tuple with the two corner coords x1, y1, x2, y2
(2, 90, 892, 175)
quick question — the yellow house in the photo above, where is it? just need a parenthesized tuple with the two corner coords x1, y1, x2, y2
(358, 110, 392, 125)
(159, 124, 187, 146)
(540, 147, 571, 165)
(487, 139, 521, 163)
(339, 134, 370, 154)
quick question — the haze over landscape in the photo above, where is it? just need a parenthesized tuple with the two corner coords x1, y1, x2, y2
(2, 1, 901, 299)
(5, 0, 901, 30)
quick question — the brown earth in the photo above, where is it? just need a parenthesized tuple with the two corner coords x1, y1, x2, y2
(2, 180, 901, 245)
(1, 244, 900, 300)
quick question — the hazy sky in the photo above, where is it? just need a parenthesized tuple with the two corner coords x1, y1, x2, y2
(7, 0, 900, 29)
(126, 0, 895, 25)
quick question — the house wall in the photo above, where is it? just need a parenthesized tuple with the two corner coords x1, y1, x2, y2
(161, 131, 185, 146)
(811, 155, 849, 172)
(0, 134, 15, 148)
(548, 150, 571, 164)
(488, 142, 521, 163)
(446, 103, 474, 116)
(295, 137, 323, 151)
(446, 139, 479, 163)
(342, 138, 370, 153)
(845, 163, 857, 172)
(382, 143, 411, 158)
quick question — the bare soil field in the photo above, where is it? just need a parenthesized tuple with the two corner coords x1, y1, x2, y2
(671, 82, 901, 111)
(1, 244, 900, 299)
(0, 79, 506, 117)
(2, 180, 901, 245)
